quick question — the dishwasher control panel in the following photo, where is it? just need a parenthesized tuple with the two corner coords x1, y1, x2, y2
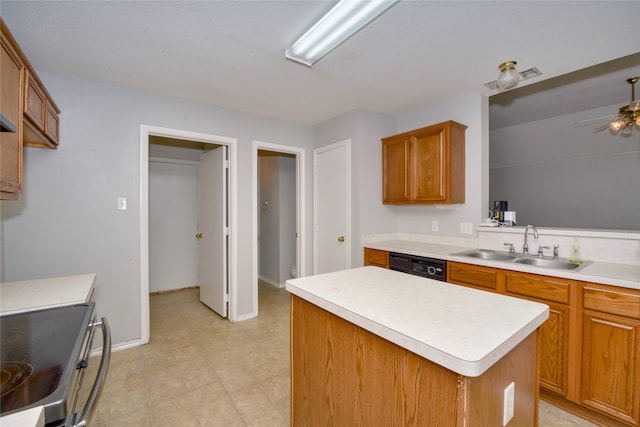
(389, 252, 447, 282)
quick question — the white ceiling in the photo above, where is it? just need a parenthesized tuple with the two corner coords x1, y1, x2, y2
(2, 0, 639, 126)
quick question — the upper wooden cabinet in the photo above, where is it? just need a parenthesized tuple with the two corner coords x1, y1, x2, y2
(23, 69, 60, 148)
(1, 18, 60, 150)
(1, 18, 60, 200)
(1, 24, 24, 200)
(382, 120, 466, 204)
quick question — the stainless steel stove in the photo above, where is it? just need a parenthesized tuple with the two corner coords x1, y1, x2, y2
(1, 303, 110, 426)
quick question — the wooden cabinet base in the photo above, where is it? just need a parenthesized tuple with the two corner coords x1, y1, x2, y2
(541, 390, 632, 427)
(291, 295, 540, 426)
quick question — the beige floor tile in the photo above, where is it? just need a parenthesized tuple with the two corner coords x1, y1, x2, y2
(230, 387, 273, 418)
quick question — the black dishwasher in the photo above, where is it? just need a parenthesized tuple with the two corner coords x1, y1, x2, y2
(389, 252, 447, 281)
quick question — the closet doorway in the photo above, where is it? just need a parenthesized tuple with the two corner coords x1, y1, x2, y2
(252, 141, 305, 315)
(140, 125, 237, 345)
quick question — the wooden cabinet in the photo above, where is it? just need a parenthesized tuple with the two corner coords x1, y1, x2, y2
(23, 69, 60, 148)
(291, 294, 539, 426)
(447, 261, 500, 292)
(382, 120, 466, 204)
(1, 20, 24, 200)
(0, 18, 60, 200)
(505, 272, 575, 398)
(581, 283, 640, 426)
(444, 260, 640, 425)
(363, 248, 389, 268)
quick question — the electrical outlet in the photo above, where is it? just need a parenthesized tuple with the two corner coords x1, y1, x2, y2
(503, 382, 515, 426)
(460, 222, 473, 234)
(431, 220, 439, 232)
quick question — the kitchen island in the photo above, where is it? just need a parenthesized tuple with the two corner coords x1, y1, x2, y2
(286, 266, 549, 426)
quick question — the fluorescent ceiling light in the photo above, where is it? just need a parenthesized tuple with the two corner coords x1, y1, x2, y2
(285, 0, 399, 67)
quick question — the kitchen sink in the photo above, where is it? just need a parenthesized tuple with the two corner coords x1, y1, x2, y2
(453, 249, 592, 271)
(512, 257, 586, 270)
(453, 249, 517, 261)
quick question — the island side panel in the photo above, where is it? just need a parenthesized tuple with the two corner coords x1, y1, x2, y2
(462, 331, 539, 426)
(291, 295, 461, 426)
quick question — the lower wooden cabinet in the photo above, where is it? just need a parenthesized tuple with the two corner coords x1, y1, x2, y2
(363, 248, 389, 268)
(447, 261, 499, 292)
(447, 261, 640, 426)
(581, 284, 640, 426)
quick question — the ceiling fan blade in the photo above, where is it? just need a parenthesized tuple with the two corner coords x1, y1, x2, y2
(592, 123, 611, 133)
(575, 114, 620, 125)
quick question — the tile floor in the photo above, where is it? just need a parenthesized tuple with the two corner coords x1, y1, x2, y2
(89, 282, 598, 426)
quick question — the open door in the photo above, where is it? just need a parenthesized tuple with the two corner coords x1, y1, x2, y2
(198, 145, 228, 317)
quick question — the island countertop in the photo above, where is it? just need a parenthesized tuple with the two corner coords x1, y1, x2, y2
(286, 266, 549, 377)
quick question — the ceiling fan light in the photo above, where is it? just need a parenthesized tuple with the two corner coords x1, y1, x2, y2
(636, 116, 640, 126)
(496, 61, 519, 90)
(629, 100, 640, 112)
(609, 119, 625, 132)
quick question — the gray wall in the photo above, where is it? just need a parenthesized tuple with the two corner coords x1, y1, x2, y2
(490, 104, 640, 230)
(2, 72, 313, 345)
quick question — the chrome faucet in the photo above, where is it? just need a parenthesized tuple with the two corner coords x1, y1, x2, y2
(523, 224, 538, 254)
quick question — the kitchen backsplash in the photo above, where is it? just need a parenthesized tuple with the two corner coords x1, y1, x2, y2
(364, 227, 640, 265)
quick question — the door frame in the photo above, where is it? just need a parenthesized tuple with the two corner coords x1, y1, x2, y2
(313, 140, 351, 274)
(140, 125, 238, 344)
(252, 141, 305, 315)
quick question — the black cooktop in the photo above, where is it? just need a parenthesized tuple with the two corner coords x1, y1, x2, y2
(0, 303, 94, 421)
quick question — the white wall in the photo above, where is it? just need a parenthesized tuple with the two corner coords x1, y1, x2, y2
(314, 109, 399, 267)
(2, 72, 313, 345)
(149, 159, 198, 293)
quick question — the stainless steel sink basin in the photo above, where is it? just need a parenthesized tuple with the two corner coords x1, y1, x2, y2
(512, 257, 584, 270)
(453, 249, 592, 271)
(453, 249, 517, 261)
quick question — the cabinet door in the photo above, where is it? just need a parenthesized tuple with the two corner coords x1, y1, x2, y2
(0, 38, 23, 199)
(539, 304, 570, 396)
(382, 135, 410, 203)
(363, 248, 389, 268)
(581, 311, 640, 426)
(412, 127, 447, 202)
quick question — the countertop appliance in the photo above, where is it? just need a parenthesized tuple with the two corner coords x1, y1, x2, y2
(389, 252, 447, 281)
(0, 303, 111, 426)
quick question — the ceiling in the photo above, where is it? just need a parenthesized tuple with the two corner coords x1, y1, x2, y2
(2, 1, 639, 127)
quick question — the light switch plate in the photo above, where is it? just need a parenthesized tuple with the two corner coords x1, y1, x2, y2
(117, 197, 127, 211)
(460, 222, 473, 234)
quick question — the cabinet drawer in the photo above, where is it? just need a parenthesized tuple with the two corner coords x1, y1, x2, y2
(583, 284, 640, 319)
(506, 273, 572, 304)
(364, 248, 389, 268)
(447, 262, 497, 290)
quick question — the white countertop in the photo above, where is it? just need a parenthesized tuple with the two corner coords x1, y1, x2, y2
(0, 407, 44, 427)
(286, 266, 549, 377)
(0, 273, 96, 316)
(365, 240, 640, 290)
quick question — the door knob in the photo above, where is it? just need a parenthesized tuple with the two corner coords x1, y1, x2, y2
(196, 233, 203, 239)
(338, 236, 345, 242)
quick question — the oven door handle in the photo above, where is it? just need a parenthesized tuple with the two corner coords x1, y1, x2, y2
(72, 317, 111, 427)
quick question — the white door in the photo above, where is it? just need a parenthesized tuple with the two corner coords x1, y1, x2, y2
(198, 146, 228, 317)
(314, 140, 351, 274)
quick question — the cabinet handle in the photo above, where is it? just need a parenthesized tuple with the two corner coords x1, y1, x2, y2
(196, 233, 203, 239)
(338, 236, 345, 242)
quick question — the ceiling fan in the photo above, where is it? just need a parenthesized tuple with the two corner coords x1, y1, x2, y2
(577, 76, 640, 135)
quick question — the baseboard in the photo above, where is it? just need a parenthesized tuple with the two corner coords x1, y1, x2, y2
(149, 285, 199, 296)
(258, 276, 285, 288)
(90, 338, 142, 358)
